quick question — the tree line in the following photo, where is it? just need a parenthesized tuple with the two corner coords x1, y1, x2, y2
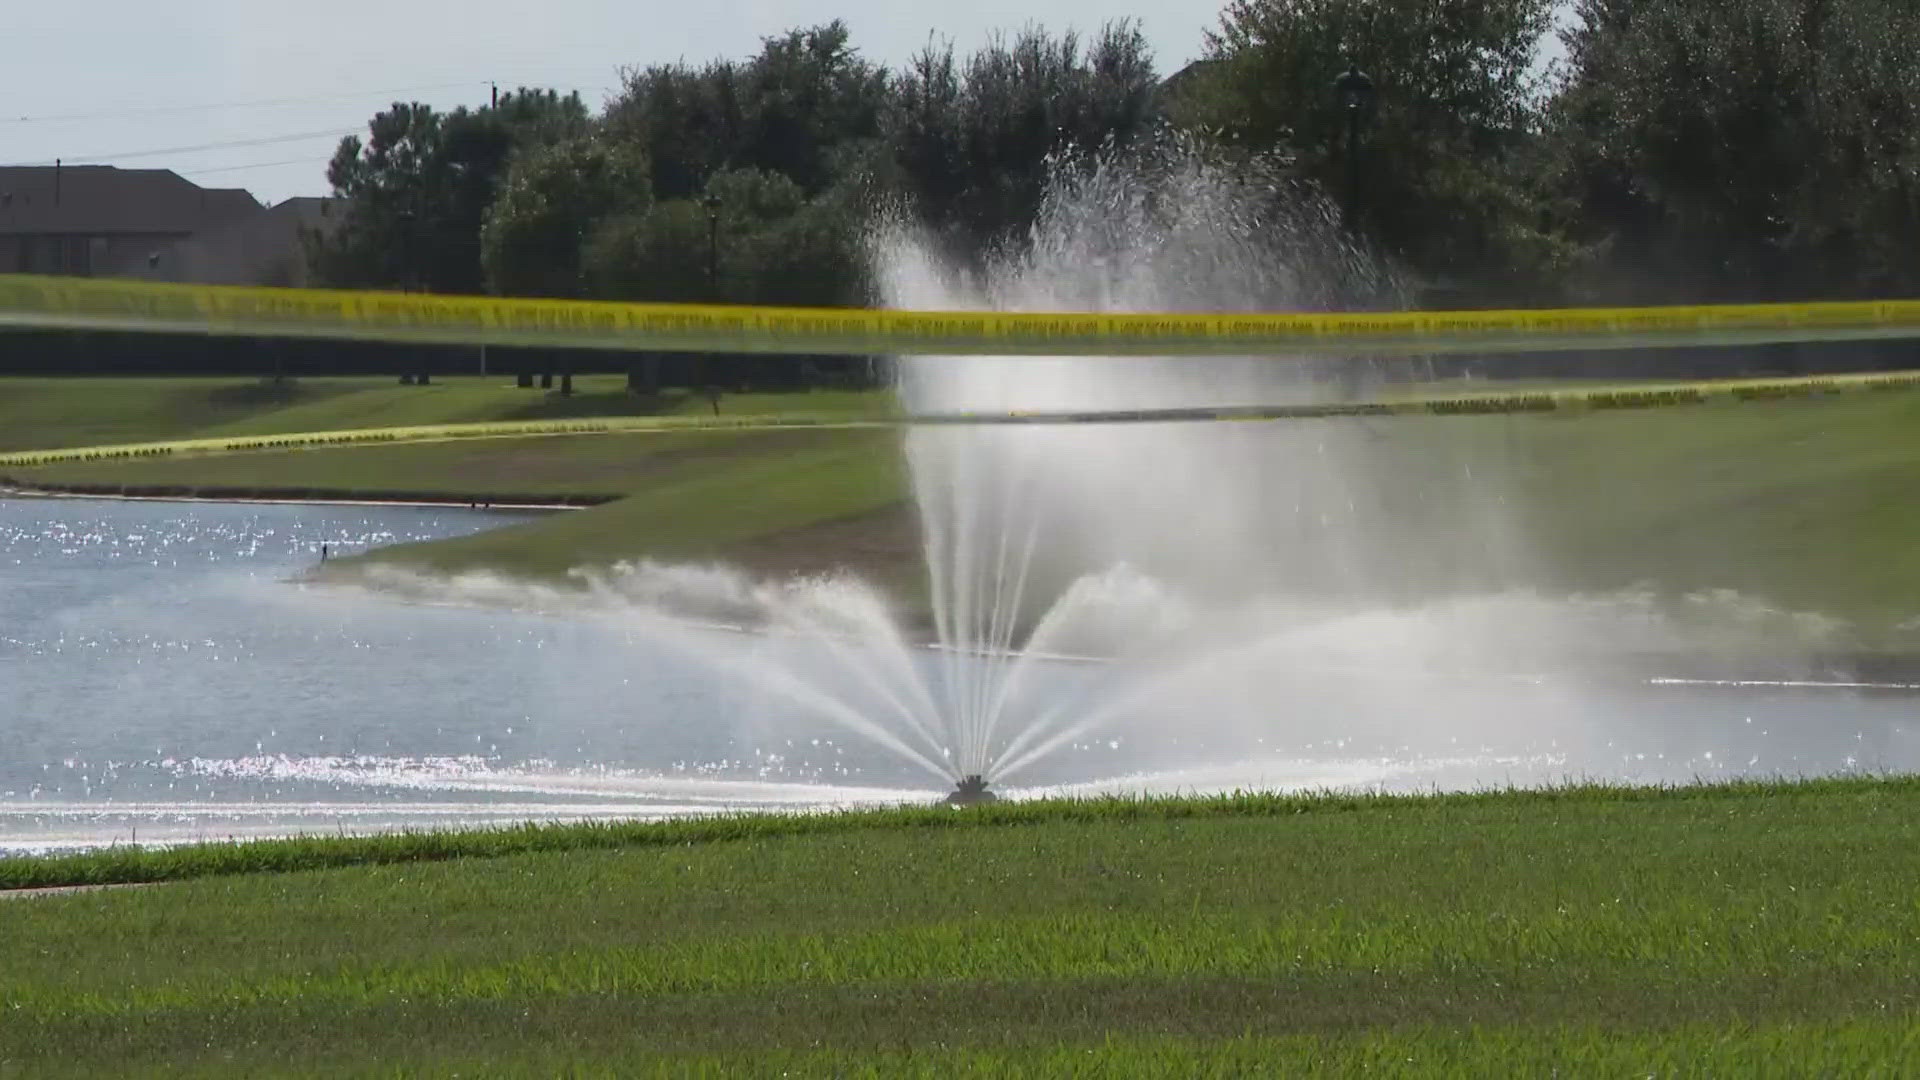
(309, 0, 1920, 316)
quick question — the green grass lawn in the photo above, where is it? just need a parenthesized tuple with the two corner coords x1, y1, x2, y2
(1505, 393, 1920, 638)
(9, 427, 887, 499)
(3, 781, 1918, 1075)
(0, 374, 890, 452)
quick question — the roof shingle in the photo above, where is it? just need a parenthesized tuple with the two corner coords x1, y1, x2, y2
(0, 166, 260, 235)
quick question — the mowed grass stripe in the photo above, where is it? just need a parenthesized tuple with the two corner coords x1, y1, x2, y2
(14, 973, 1920, 1068)
(0, 412, 897, 468)
(4, 780, 1920, 1074)
(9, 427, 879, 499)
(0, 376, 894, 454)
(13, 905, 1914, 1019)
(167, 1022, 1920, 1079)
(5, 777, 1914, 890)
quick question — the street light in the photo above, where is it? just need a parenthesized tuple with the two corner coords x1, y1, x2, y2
(395, 206, 429, 385)
(1333, 64, 1375, 232)
(395, 207, 419, 292)
(701, 192, 723, 413)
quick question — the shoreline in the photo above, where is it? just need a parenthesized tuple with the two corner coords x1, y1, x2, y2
(6, 776, 1918, 883)
(0, 481, 607, 512)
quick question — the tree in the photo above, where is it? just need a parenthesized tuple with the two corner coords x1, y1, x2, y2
(311, 90, 589, 292)
(581, 168, 865, 306)
(480, 138, 651, 297)
(1543, 0, 1920, 303)
(734, 22, 891, 192)
(1187, 0, 1558, 295)
(583, 200, 714, 304)
(887, 23, 1163, 250)
(604, 22, 890, 201)
(730, 176, 870, 307)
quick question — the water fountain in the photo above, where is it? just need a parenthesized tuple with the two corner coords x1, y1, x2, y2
(881, 148, 1410, 797)
(945, 775, 997, 806)
(570, 146, 1575, 801)
(9, 158, 1907, 851)
(376, 145, 1876, 808)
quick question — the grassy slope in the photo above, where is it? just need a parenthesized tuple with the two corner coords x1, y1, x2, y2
(1510, 394, 1920, 630)
(0, 377, 366, 452)
(404, 393, 1920, 644)
(3, 781, 1918, 1075)
(347, 429, 910, 580)
(14, 377, 1920, 641)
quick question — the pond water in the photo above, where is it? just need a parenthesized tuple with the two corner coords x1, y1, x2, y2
(3, 495, 1917, 853)
(0, 497, 938, 853)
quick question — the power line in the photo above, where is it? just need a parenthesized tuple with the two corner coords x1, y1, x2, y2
(178, 157, 330, 176)
(2, 82, 485, 125)
(1, 128, 360, 168)
(2, 75, 623, 179)
(4, 73, 624, 126)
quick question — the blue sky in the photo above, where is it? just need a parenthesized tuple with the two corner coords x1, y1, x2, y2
(1, 1, 1218, 204)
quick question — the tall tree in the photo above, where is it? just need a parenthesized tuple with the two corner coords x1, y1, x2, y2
(583, 200, 714, 304)
(582, 167, 864, 307)
(604, 22, 889, 201)
(887, 23, 1162, 251)
(312, 89, 589, 292)
(480, 138, 651, 297)
(1543, 0, 1920, 302)
(1186, 0, 1557, 296)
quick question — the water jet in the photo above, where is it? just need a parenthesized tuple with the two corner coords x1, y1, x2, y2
(590, 144, 1710, 797)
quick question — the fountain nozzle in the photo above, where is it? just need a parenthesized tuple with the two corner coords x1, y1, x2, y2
(945, 774, 998, 806)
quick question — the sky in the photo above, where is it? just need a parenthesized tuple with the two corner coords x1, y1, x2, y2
(1, 1, 1221, 206)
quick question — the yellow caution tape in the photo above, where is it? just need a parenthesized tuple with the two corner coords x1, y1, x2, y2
(4, 369, 1918, 471)
(3, 272, 1920, 356)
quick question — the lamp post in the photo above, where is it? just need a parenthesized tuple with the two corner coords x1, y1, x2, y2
(703, 193, 722, 297)
(702, 193, 723, 413)
(396, 206, 418, 292)
(1333, 64, 1375, 233)
(396, 205, 428, 385)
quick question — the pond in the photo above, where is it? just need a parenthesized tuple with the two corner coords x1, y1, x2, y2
(3, 495, 1917, 853)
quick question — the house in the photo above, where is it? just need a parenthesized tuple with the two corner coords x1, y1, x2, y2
(0, 165, 335, 286)
(156, 196, 341, 287)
